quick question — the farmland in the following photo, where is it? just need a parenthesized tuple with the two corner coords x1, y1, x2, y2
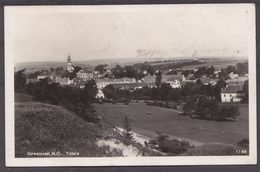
(95, 103, 249, 145)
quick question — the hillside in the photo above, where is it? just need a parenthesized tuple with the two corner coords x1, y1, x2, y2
(15, 101, 111, 157)
(15, 93, 160, 157)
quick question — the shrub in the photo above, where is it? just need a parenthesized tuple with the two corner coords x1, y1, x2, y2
(183, 95, 240, 121)
(123, 116, 133, 145)
(149, 133, 192, 155)
(237, 138, 249, 149)
(76, 103, 100, 123)
(216, 105, 240, 121)
(158, 139, 191, 155)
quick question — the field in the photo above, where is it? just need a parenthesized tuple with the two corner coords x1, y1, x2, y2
(95, 103, 249, 145)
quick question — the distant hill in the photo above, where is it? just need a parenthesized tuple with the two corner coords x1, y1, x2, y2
(15, 56, 247, 73)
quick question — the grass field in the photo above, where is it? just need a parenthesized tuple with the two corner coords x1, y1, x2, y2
(94, 103, 249, 145)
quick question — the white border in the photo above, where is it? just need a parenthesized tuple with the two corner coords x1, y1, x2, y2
(5, 4, 257, 166)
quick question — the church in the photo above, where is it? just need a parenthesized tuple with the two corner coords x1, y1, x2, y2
(67, 54, 74, 73)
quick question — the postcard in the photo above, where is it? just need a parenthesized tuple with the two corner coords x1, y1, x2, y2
(5, 4, 257, 166)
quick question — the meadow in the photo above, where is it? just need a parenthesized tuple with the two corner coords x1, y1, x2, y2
(94, 102, 249, 145)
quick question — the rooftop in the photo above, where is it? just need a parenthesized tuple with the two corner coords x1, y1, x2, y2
(222, 84, 243, 93)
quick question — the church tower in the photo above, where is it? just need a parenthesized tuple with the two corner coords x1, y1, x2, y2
(67, 54, 74, 73)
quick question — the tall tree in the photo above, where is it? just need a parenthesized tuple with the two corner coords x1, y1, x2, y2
(242, 80, 248, 103)
(103, 85, 117, 100)
(160, 83, 172, 106)
(14, 69, 26, 93)
(155, 71, 162, 88)
(83, 79, 98, 102)
(94, 64, 108, 73)
(214, 79, 227, 101)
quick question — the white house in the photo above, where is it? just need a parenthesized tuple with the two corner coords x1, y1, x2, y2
(96, 77, 136, 89)
(96, 89, 105, 99)
(228, 72, 239, 80)
(37, 74, 47, 80)
(221, 84, 244, 103)
(76, 70, 93, 81)
(162, 75, 185, 88)
(55, 77, 74, 86)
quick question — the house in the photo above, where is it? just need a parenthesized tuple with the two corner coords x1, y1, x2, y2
(199, 77, 218, 85)
(55, 77, 74, 86)
(228, 72, 239, 80)
(26, 78, 39, 84)
(162, 75, 185, 88)
(37, 74, 46, 80)
(181, 80, 196, 87)
(221, 84, 244, 103)
(37, 71, 53, 80)
(96, 89, 105, 99)
(162, 74, 185, 82)
(74, 78, 86, 89)
(76, 70, 93, 81)
(96, 77, 136, 89)
(143, 75, 156, 83)
(226, 75, 248, 85)
(111, 82, 155, 90)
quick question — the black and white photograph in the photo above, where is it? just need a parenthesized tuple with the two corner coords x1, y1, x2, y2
(4, 4, 256, 166)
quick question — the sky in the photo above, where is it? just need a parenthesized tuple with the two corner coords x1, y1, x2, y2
(5, 4, 255, 63)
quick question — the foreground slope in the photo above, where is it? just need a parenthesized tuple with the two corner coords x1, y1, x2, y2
(15, 101, 110, 157)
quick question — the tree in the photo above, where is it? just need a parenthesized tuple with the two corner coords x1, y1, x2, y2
(242, 80, 248, 103)
(155, 71, 162, 88)
(123, 116, 133, 145)
(15, 69, 27, 93)
(195, 79, 203, 86)
(182, 96, 197, 114)
(199, 84, 215, 98)
(76, 103, 99, 123)
(214, 79, 227, 101)
(94, 64, 107, 73)
(180, 82, 197, 98)
(217, 105, 240, 121)
(73, 66, 82, 73)
(205, 66, 215, 76)
(124, 65, 139, 79)
(83, 79, 98, 102)
(236, 62, 248, 75)
(103, 85, 117, 100)
(50, 67, 55, 72)
(160, 83, 172, 106)
(194, 96, 218, 119)
(31, 78, 61, 105)
(112, 65, 124, 78)
(171, 88, 181, 102)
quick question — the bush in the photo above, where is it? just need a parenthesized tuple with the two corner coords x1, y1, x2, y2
(237, 138, 249, 149)
(215, 105, 240, 121)
(149, 133, 192, 155)
(123, 116, 133, 145)
(158, 139, 191, 155)
(183, 95, 240, 121)
(76, 103, 100, 123)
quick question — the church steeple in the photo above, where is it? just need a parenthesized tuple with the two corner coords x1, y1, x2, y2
(67, 54, 71, 63)
(66, 53, 74, 73)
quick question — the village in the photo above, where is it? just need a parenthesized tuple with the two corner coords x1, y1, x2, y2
(24, 54, 248, 104)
